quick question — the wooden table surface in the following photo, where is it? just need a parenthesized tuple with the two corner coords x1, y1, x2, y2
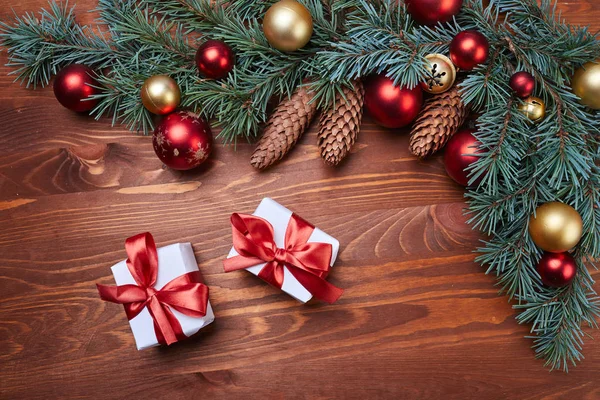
(1, 1, 600, 399)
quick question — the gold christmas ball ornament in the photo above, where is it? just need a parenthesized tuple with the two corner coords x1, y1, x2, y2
(263, 0, 313, 52)
(529, 202, 583, 253)
(571, 61, 600, 110)
(421, 53, 457, 94)
(518, 96, 546, 123)
(140, 75, 181, 115)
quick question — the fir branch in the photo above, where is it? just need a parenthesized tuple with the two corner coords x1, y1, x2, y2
(0, 1, 116, 87)
(460, 0, 600, 370)
(90, 62, 155, 132)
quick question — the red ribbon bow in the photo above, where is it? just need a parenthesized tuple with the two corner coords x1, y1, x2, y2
(223, 213, 343, 304)
(96, 232, 209, 346)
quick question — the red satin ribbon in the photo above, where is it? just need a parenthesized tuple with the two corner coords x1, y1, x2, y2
(223, 213, 343, 304)
(97, 232, 209, 346)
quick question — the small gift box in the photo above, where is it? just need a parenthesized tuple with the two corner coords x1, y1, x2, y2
(97, 233, 214, 350)
(224, 198, 343, 303)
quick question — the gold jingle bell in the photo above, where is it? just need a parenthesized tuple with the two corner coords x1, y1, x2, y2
(528, 202, 583, 253)
(571, 61, 600, 110)
(518, 96, 546, 123)
(141, 75, 181, 115)
(263, 0, 313, 52)
(421, 53, 456, 94)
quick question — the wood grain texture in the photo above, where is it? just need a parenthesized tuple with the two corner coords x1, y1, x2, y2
(1, 1, 600, 399)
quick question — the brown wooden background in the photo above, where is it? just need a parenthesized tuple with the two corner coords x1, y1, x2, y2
(1, 1, 600, 399)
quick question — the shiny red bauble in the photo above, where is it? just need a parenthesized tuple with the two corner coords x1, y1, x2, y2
(406, 0, 463, 25)
(364, 75, 423, 128)
(536, 252, 577, 288)
(444, 129, 480, 186)
(449, 30, 490, 70)
(509, 71, 535, 98)
(195, 40, 236, 79)
(152, 111, 213, 170)
(53, 64, 100, 112)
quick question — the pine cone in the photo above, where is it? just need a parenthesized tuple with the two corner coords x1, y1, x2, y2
(251, 86, 317, 170)
(409, 86, 470, 158)
(317, 81, 365, 166)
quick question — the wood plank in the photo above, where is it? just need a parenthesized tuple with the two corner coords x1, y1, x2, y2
(0, 130, 462, 205)
(1, 0, 600, 399)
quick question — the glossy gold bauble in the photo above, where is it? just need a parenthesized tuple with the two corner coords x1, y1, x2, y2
(421, 53, 457, 94)
(140, 75, 181, 115)
(263, 0, 313, 52)
(529, 202, 583, 253)
(518, 96, 546, 123)
(571, 61, 600, 110)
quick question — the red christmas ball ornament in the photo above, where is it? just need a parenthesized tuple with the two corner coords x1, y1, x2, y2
(444, 129, 480, 186)
(195, 40, 236, 79)
(536, 252, 577, 288)
(364, 74, 423, 128)
(53, 64, 100, 112)
(406, 0, 463, 26)
(152, 111, 213, 170)
(449, 30, 490, 70)
(509, 71, 535, 98)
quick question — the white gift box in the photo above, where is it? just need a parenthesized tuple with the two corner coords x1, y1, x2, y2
(226, 198, 339, 303)
(111, 242, 215, 350)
